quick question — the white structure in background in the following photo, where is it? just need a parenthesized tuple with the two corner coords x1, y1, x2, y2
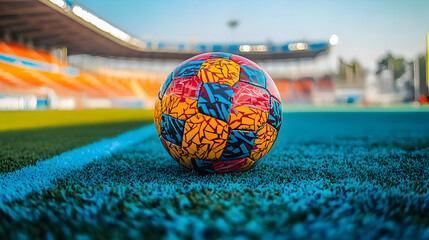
(50, 97, 76, 110)
(83, 98, 112, 109)
(366, 69, 401, 103)
(368, 62, 414, 104)
(39, 87, 77, 110)
(0, 95, 37, 110)
(335, 88, 365, 103)
(395, 63, 414, 101)
(312, 88, 337, 104)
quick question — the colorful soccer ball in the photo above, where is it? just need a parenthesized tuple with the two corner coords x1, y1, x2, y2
(154, 52, 282, 173)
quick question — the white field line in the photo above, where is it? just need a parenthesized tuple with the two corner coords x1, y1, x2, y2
(0, 124, 156, 204)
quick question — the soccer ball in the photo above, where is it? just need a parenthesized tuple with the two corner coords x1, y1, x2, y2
(154, 52, 282, 173)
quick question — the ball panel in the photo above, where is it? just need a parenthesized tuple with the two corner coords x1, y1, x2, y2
(220, 129, 255, 160)
(228, 106, 268, 132)
(268, 97, 282, 131)
(197, 58, 240, 86)
(231, 82, 270, 113)
(207, 52, 231, 59)
(158, 73, 173, 100)
(250, 124, 277, 161)
(239, 65, 266, 88)
(185, 53, 213, 62)
(160, 114, 185, 147)
(164, 76, 201, 100)
(162, 95, 198, 121)
(154, 98, 162, 136)
(173, 60, 205, 79)
(197, 83, 233, 122)
(165, 140, 192, 169)
(264, 71, 281, 101)
(186, 52, 231, 62)
(240, 158, 256, 172)
(213, 158, 248, 173)
(190, 158, 215, 173)
(229, 54, 261, 69)
(182, 113, 229, 161)
(159, 136, 171, 154)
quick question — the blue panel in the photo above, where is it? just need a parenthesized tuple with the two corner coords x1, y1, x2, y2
(228, 45, 239, 53)
(221, 130, 255, 160)
(191, 159, 215, 173)
(160, 114, 185, 146)
(239, 65, 266, 88)
(281, 44, 289, 52)
(178, 44, 185, 51)
(309, 42, 329, 50)
(209, 52, 231, 59)
(0, 54, 17, 63)
(197, 83, 233, 122)
(268, 97, 282, 131)
(64, 0, 72, 6)
(213, 45, 222, 52)
(198, 45, 207, 51)
(63, 67, 79, 76)
(173, 60, 204, 78)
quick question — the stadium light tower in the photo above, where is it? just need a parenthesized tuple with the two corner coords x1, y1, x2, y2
(228, 19, 239, 42)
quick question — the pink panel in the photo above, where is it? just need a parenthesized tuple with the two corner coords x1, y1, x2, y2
(213, 158, 248, 173)
(164, 76, 202, 100)
(230, 54, 261, 69)
(264, 71, 281, 101)
(231, 82, 270, 112)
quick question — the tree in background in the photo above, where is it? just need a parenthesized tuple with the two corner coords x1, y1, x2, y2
(376, 52, 405, 81)
(375, 52, 416, 100)
(337, 58, 366, 85)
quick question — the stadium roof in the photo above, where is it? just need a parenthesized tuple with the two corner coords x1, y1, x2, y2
(0, 0, 331, 61)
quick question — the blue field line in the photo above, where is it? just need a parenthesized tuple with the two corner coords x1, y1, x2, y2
(0, 124, 156, 204)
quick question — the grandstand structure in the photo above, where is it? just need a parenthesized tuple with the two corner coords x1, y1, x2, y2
(0, 0, 332, 110)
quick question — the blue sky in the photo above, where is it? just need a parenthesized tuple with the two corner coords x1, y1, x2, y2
(77, 0, 428, 70)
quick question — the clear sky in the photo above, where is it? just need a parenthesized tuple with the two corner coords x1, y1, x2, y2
(77, 0, 429, 71)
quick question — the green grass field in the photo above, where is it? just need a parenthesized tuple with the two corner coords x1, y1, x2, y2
(0, 109, 153, 173)
(0, 109, 153, 131)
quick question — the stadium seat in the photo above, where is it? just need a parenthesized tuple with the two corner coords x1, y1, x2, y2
(0, 41, 164, 101)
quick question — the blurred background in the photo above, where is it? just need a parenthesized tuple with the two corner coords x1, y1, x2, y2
(0, 0, 428, 111)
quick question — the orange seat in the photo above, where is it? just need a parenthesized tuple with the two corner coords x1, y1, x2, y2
(0, 42, 167, 99)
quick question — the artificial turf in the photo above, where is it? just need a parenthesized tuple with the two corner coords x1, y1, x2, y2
(0, 109, 153, 173)
(1, 112, 428, 239)
(0, 120, 152, 173)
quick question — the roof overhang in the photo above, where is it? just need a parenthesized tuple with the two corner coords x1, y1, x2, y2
(0, 0, 330, 61)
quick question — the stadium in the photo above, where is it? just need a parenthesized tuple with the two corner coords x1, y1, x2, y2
(1, 0, 429, 239)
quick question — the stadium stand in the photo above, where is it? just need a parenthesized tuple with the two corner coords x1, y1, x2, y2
(272, 77, 336, 103)
(0, 0, 330, 60)
(0, 41, 163, 109)
(0, 42, 62, 65)
(274, 78, 314, 103)
(0, 0, 332, 110)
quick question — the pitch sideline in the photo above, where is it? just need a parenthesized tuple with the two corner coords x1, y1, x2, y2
(0, 124, 156, 204)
